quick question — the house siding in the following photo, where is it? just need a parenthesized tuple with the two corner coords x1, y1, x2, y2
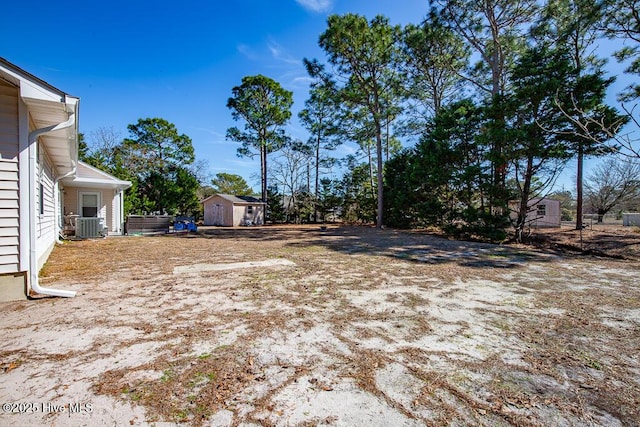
(0, 81, 20, 273)
(35, 144, 57, 268)
(111, 190, 123, 233)
(63, 187, 78, 216)
(77, 165, 109, 180)
(63, 187, 114, 232)
(111, 191, 116, 231)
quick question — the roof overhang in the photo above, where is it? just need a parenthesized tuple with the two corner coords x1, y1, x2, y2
(60, 161, 132, 191)
(0, 57, 79, 176)
(62, 177, 131, 190)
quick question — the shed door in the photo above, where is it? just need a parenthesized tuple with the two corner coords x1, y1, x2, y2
(213, 204, 224, 225)
(206, 203, 224, 226)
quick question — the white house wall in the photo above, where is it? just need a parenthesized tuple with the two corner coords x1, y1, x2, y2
(0, 81, 20, 274)
(35, 138, 57, 269)
(111, 190, 123, 233)
(62, 187, 114, 232)
(111, 191, 117, 232)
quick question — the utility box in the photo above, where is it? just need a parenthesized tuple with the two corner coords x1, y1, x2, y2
(76, 217, 106, 238)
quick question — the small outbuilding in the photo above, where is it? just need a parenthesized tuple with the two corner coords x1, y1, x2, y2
(623, 213, 640, 226)
(509, 197, 561, 228)
(202, 194, 265, 226)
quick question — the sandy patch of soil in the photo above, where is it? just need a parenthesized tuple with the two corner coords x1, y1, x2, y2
(0, 225, 638, 426)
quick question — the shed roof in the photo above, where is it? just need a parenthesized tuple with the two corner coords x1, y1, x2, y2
(202, 194, 265, 204)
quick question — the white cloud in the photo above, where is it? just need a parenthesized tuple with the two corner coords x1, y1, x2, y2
(237, 44, 258, 60)
(267, 39, 301, 66)
(235, 38, 309, 91)
(292, 75, 314, 87)
(295, 0, 333, 13)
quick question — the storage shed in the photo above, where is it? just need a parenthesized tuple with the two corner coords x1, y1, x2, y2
(623, 213, 640, 226)
(509, 198, 561, 228)
(202, 194, 265, 226)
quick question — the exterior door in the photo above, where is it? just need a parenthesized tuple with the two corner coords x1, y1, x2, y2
(213, 204, 224, 226)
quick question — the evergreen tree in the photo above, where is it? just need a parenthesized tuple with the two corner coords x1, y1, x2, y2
(123, 118, 198, 215)
(318, 14, 403, 228)
(226, 75, 293, 202)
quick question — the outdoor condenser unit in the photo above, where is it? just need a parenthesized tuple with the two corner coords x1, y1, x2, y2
(76, 217, 104, 238)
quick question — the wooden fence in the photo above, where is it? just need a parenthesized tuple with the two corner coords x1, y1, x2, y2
(125, 215, 172, 235)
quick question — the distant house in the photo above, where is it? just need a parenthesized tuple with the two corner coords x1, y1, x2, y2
(509, 198, 561, 228)
(0, 57, 130, 301)
(202, 194, 265, 226)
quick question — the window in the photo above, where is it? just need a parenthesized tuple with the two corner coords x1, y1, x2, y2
(536, 204, 546, 216)
(247, 206, 254, 214)
(80, 193, 99, 217)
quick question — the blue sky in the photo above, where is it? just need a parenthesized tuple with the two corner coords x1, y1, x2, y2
(2, 0, 634, 193)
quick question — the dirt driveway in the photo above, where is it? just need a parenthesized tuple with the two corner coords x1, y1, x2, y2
(0, 225, 638, 426)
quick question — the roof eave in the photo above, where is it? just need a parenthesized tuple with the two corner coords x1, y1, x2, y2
(0, 58, 80, 175)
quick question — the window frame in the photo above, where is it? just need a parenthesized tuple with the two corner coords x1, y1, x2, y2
(79, 191, 101, 218)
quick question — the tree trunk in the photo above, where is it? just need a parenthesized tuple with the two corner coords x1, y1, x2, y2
(574, 38, 584, 231)
(314, 135, 320, 223)
(515, 156, 534, 243)
(376, 124, 384, 229)
(367, 143, 376, 202)
(576, 143, 583, 230)
(385, 120, 390, 163)
(261, 143, 268, 203)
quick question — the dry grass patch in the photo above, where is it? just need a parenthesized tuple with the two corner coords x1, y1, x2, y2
(0, 225, 637, 426)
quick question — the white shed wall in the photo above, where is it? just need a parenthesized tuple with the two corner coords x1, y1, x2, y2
(203, 196, 234, 226)
(232, 204, 264, 226)
(509, 198, 561, 228)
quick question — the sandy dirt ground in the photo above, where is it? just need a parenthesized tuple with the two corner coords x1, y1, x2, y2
(0, 225, 638, 426)
(527, 222, 640, 260)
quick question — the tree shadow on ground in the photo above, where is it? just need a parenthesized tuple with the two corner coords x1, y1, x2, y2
(168, 224, 559, 269)
(528, 226, 640, 260)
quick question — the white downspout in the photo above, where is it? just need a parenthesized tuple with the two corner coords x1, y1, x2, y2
(28, 113, 77, 298)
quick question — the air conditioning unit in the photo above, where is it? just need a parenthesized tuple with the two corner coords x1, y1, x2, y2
(76, 217, 105, 238)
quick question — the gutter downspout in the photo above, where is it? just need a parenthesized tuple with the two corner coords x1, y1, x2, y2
(28, 113, 77, 298)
